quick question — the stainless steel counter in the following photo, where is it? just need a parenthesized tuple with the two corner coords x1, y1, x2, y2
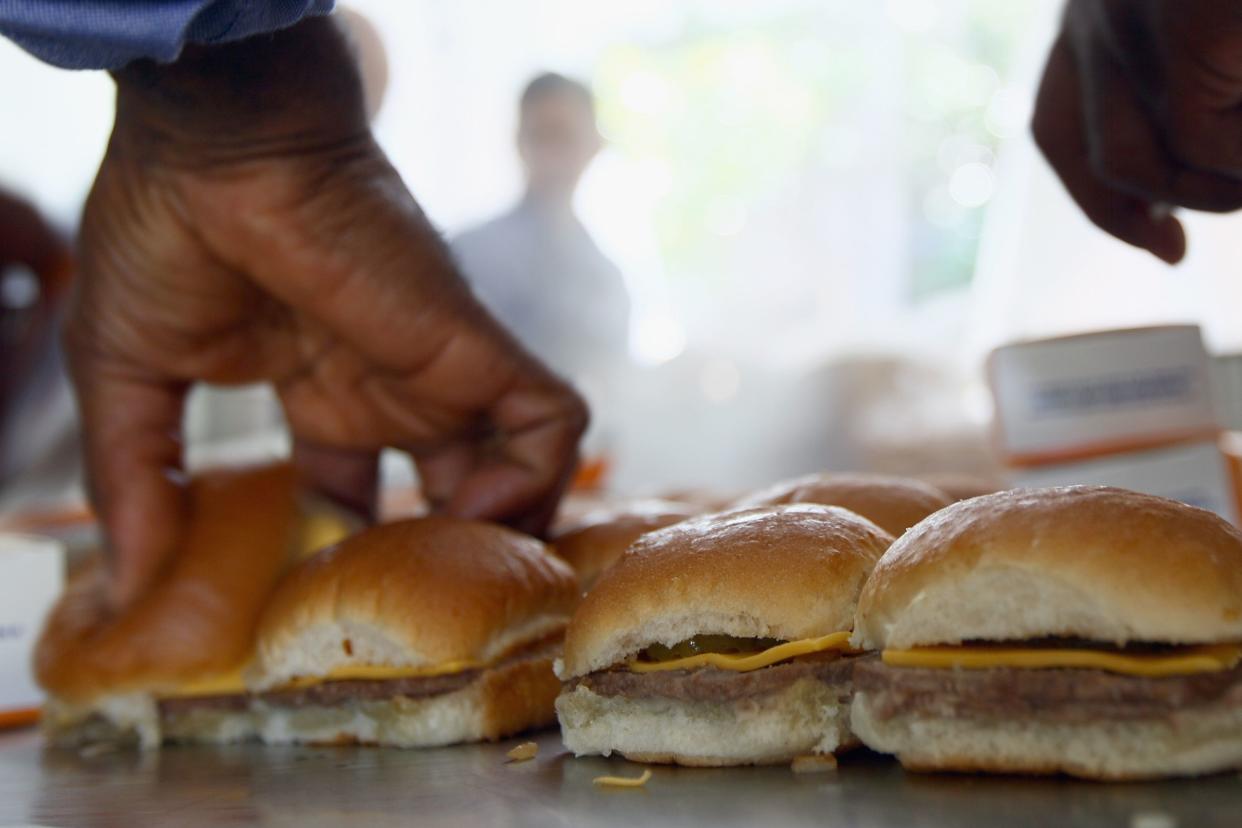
(1, 726, 1238, 827)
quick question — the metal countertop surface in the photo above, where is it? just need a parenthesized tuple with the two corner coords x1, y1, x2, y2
(1, 727, 1239, 827)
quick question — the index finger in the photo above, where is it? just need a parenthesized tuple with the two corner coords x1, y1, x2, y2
(1032, 36, 1186, 263)
(436, 377, 586, 535)
(64, 343, 188, 609)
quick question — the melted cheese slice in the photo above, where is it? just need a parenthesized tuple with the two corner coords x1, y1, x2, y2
(882, 643, 1242, 677)
(627, 631, 853, 673)
(159, 669, 248, 698)
(295, 510, 354, 562)
(159, 659, 482, 698)
(278, 660, 482, 690)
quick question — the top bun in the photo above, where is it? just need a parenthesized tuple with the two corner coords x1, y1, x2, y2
(251, 516, 578, 688)
(914, 471, 1005, 503)
(733, 473, 952, 537)
(559, 504, 894, 678)
(553, 498, 702, 587)
(36, 463, 303, 702)
(854, 486, 1242, 650)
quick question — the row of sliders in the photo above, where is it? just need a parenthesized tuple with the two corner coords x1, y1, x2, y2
(562, 484, 1242, 778)
(33, 464, 1242, 781)
(36, 463, 576, 748)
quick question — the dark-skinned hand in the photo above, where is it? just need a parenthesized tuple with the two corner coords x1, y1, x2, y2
(1033, 0, 1242, 263)
(67, 17, 587, 609)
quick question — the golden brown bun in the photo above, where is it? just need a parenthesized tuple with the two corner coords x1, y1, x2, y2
(251, 516, 578, 688)
(559, 504, 895, 678)
(552, 498, 701, 588)
(733, 473, 952, 536)
(914, 472, 1006, 502)
(35, 463, 303, 703)
(550, 491, 623, 536)
(854, 485, 1242, 650)
(657, 488, 743, 512)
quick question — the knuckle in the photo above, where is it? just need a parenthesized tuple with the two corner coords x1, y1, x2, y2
(1087, 144, 1137, 187)
(1166, 126, 1232, 172)
(1168, 169, 1242, 212)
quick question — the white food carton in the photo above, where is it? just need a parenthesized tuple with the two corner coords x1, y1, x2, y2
(988, 326, 1218, 465)
(0, 534, 64, 727)
(1007, 440, 1237, 525)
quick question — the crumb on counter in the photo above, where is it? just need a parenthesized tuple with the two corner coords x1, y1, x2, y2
(791, 754, 838, 774)
(505, 741, 539, 762)
(593, 768, 653, 788)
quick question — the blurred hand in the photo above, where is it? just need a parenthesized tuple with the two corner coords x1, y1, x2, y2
(1032, 0, 1242, 263)
(67, 18, 587, 608)
(0, 188, 70, 429)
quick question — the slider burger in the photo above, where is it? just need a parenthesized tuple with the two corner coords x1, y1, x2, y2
(851, 485, 1242, 779)
(914, 471, 1005, 503)
(733, 472, 952, 537)
(36, 463, 327, 748)
(246, 516, 578, 747)
(555, 504, 894, 766)
(552, 498, 702, 588)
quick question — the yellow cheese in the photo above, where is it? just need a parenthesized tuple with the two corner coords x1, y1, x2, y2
(593, 769, 652, 788)
(295, 510, 354, 561)
(882, 643, 1242, 677)
(159, 669, 248, 699)
(159, 660, 482, 698)
(279, 659, 482, 689)
(627, 631, 853, 673)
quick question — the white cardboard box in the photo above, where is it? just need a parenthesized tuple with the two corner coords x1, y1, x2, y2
(989, 326, 1218, 463)
(0, 534, 64, 722)
(1007, 440, 1238, 525)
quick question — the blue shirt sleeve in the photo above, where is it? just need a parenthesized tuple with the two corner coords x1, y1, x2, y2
(0, 0, 335, 70)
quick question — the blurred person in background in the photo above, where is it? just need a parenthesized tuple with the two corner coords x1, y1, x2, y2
(0, 188, 77, 511)
(0, 5, 587, 609)
(452, 73, 632, 383)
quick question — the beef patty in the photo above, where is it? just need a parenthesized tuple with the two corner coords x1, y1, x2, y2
(158, 693, 252, 716)
(158, 638, 559, 718)
(568, 650, 866, 703)
(854, 658, 1242, 724)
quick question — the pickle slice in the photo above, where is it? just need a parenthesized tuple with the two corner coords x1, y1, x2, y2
(640, 635, 785, 662)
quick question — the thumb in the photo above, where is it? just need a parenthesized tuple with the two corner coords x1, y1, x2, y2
(66, 349, 188, 610)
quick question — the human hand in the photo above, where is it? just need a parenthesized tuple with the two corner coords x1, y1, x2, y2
(1032, 0, 1242, 263)
(67, 17, 587, 608)
(0, 188, 70, 427)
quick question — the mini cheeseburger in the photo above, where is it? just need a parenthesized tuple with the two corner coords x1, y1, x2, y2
(733, 473, 952, 537)
(552, 498, 701, 588)
(556, 504, 894, 766)
(36, 463, 333, 748)
(246, 516, 578, 747)
(914, 471, 1005, 503)
(851, 486, 1242, 779)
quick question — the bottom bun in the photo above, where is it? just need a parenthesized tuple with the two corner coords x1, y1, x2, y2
(556, 677, 851, 767)
(254, 656, 560, 748)
(162, 706, 258, 745)
(851, 691, 1242, 780)
(43, 695, 160, 749)
(42, 695, 256, 749)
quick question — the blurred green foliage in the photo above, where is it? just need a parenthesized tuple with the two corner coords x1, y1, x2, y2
(593, 0, 1043, 302)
